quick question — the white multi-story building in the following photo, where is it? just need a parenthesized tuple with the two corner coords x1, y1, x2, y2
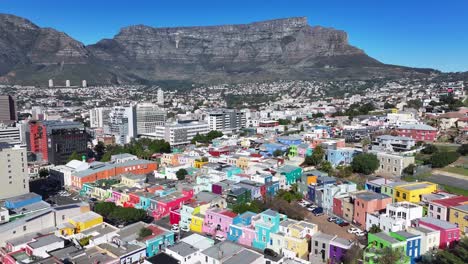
(372, 151, 415, 178)
(89, 107, 111, 128)
(136, 103, 166, 135)
(0, 143, 29, 200)
(157, 88, 164, 105)
(366, 201, 423, 232)
(141, 120, 209, 146)
(105, 106, 136, 145)
(407, 226, 440, 254)
(207, 109, 246, 133)
(0, 125, 21, 144)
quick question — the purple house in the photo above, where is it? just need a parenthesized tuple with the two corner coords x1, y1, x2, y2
(211, 180, 237, 196)
(202, 208, 238, 239)
(329, 237, 354, 264)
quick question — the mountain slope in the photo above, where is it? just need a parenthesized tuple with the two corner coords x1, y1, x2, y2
(0, 14, 439, 86)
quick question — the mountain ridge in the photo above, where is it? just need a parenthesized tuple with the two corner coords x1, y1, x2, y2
(0, 14, 444, 86)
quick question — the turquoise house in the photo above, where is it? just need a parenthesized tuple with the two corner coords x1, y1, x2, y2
(222, 166, 243, 180)
(252, 209, 287, 250)
(135, 192, 153, 210)
(142, 225, 175, 257)
(277, 165, 303, 186)
(227, 211, 257, 243)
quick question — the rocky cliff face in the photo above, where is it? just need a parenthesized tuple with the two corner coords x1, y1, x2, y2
(0, 14, 437, 85)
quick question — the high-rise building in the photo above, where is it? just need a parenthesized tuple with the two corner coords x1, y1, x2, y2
(157, 88, 164, 105)
(48, 79, 54, 88)
(29, 121, 88, 165)
(0, 143, 29, 199)
(105, 106, 136, 145)
(89, 107, 111, 128)
(65, 80, 70, 87)
(136, 103, 166, 135)
(82, 80, 87, 88)
(207, 109, 246, 133)
(0, 125, 21, 144)
(0, 95, 16, 125)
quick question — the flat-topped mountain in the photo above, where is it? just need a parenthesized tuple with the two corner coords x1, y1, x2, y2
(0, 14, 439, 86)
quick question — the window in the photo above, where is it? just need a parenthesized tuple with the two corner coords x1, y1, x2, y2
(437, 208, 441, 213)
(402, 193, 407, 199)
(430, 205, 433, 210)
(23, 226, 27, 231)
(396, 191, 400, 197)
(315, 241, 318, 247)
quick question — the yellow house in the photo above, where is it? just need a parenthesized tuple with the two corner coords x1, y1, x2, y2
(241, 139, 251, 148)
(394, 182, 437, 203)
(59, 211, 103, 236)
(190, 213, 205, 233)
(285, 221, 317, 259)
(193, 159, 208, 169)
(236, 156, 250, 170)
(285, 236, 309, 259)
(449, 204, 468, 234)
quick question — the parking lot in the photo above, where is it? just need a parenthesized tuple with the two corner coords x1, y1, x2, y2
(298, 200, 367, 244)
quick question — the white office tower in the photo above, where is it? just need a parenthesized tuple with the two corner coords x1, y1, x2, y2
(136, 103, 167, 135)
(31, 106, 43, 120)
(157, 88, 164, 105)
(89, 107, 111, 128)
(82, 80, 87, 88)
(48, 79, 54, 88)
(141, 120, 209, 146)
(207, 109, 246, 133)
(105, 106, 136, 145)
(0, 124, 21, 144)
(0, 143, 29, 199)
(65, 80, 70, 87)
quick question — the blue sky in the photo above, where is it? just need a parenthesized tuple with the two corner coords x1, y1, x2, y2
(2, 0, 467, 72)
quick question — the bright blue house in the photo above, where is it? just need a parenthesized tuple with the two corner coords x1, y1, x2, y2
(227, 211, 257, 242)
(277, 136, 302, 146)
(252, 209, 287, 250)
(390, 231, 422, 264)
(326, 148, 361, 167)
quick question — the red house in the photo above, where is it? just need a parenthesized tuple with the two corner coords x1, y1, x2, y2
(152, 188, 194, 220)
(123, 193, 141, 208)
(416, 217, 460, 249)
(333, 197, 343, 218)
(170, 209, 181, 225)
(397, 124, 437, 141)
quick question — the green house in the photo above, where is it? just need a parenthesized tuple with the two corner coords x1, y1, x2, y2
(226, 187, 251, 209)
(364, 232, 409, 264)
(277, 165, 303, 186)
(288, 145, 298, 158)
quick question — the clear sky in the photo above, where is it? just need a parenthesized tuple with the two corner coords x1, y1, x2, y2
(1, 0, 467, 72)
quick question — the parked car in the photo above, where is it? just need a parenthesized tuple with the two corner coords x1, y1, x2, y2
(348, 228, 359, 234)
(180, 226, 190, 232)
(327, 217, 337, 222)
(312, 207, 324, 216)
(171, 224, 179, 232)
(264, 248, 279, 257)
(307, 207, 316, 212)
(339, 221, 350, 227)
(334, 218, 344, 225)
(355, 230, 366, 237)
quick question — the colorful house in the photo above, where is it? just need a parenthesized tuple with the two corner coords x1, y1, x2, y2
(353, 191, 392, 227)
(329, 237, 354, 264)
(138, 224, 175, 257)
(310, 232, 335, 264)
(285, 221, 317, 259)
(407, 226, 440, 255)
(227, 211, 257, 243)
(202, 208, 237, 239)
(396, 124, 437, 142)
(428, 195, 468, 221)
(365, 178, 394, 194)
(364, 232, 408, 264)
(226, 187, 251, 209)
(449, 204, 468, 234)
(287, 145, 298, 158)
(416, 217, 460, 249)
(58, 211, 103, 236)
(277, 165, 303, 186)
(152, 188, 194, 220)
(390, 231, 422, 264)
(394, 182, 437, 203)
(326, 147, 360, 167)
(251, 209, 287, 250)
(381, 182, 409, 202)
(277, 136, 302, 146)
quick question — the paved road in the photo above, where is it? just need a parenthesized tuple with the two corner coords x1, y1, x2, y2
(426, 174, 468, 190)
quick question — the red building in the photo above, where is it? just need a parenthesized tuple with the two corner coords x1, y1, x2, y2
(333, 197, 343, 218)
(397, 124, 437, 142)
(169, 209, 181, 225)
(259, 120, 279, 127)
(152, 188, 194, 220)
(29, 121, 48, 161)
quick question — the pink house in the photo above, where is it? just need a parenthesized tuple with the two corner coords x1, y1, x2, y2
(202, 208, 238, 239)
(417, 217, 460, 249)
(152, 188, 194, 220)
(353, 191, 392, 227)
(238, 226, 256, 247)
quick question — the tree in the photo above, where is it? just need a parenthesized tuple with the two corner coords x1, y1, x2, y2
(319, 161, 333, 174)
(403, 164, 416, 175)
(457, 144, 468, 156)
(305, 145, 325, 166)
(176, 169, 188, 180)
(139, 227, 153, 238)
(94, 141, 106, 160)
(421, 144, 438, 154)
(351, 153, 380, 175)
(78, 236, 92, 247)
(377, 247, 409, 264)
(426, 151, 460, 168)
(94, 202, 117, 218)
(384, 102, 396, 109)
(343, 244, 363, 264)
(295, 117, 303, 124)
(67, 151, 82, 162)
(406, 99, 422, 109)
(273, 149, 283, 157)
(335, 165, 353, 178)
(361, 138, 371, 152)
(369, 224, 382, 233)
(300, 124, 304, 132)
(38, 168, 49, 178)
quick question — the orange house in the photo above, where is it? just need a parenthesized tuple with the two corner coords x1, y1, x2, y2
(71, 159, 157, 188)
(353, 191, 392, 227)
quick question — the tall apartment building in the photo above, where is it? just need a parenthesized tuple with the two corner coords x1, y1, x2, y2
(0, 95, 16, 125)
(29, 121, 88, 165)
(0, 125, 21, 144)
(0, 143, 29, 199)
(105, 106, 136, 145)
(141, 120, 209, 146)
(157, 88, 164, 105)
(207, 109, 246, 133)
(89, 107, 111, 128)
(136, 103, 166, 135)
